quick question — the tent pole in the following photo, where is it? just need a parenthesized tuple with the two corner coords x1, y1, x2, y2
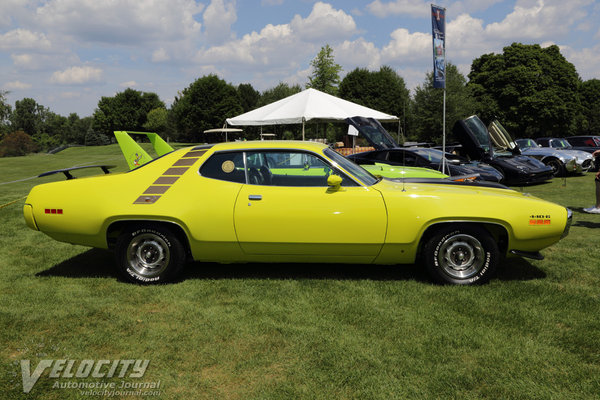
(302, 118, 305, 141)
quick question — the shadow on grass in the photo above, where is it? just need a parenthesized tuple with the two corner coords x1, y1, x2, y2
(38, 248, 546, 284)
(496, 257, 546, 281)
(36, 248, 119, 279)
(572, 220, 600, 229)
(180, 261, 430, 282)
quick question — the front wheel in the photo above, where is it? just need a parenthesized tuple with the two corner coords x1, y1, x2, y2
(115, 225, 185, 284)
(422, 225, 499, 285)
(545, 158, 565, 177)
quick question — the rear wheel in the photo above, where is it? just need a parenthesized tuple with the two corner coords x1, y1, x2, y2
(422, 225, 499, 285)
(115, 225, 185, 284)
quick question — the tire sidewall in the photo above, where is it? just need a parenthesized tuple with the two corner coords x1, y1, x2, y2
(424, 226, 498, 285)
(116, 225, 184, 284)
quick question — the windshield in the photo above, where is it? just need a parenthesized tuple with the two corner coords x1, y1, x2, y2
(410, 148, 445, 163)
(324, 148, 378, 186)
(551, 139, 572, 149)
(516, 138, 537, 150)
(464, 116, 492, 154)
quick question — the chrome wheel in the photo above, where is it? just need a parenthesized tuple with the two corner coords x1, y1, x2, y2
(126, 233, 170, 279)
(437, 233, 485, 279)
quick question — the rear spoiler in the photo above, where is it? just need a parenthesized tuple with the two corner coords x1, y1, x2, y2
(39, 165, 116, 180)
(113, 131, 174, 170)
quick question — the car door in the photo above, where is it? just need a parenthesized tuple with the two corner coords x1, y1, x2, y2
(234, 150, 387, 258)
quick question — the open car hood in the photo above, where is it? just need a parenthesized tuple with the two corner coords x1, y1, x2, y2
(345, 116, 399, 150)
(453, 115, 520, 161)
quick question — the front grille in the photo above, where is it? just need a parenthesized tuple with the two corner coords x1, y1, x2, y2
(582, 159, 592, 169)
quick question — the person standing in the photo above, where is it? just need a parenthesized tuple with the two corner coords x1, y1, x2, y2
(584, 150, 600, 214)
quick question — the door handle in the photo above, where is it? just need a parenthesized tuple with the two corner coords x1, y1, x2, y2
(248, 195, 262, 201)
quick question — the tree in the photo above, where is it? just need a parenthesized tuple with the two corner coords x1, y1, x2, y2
(11, 98, 49, 137)
(411, 63, 478, 143)
(306, 44, 342, 95)
(0, 90, 11, 137)
(237, 83, 260, 113)
(258, 82, 302, 107)
(339, 66, 410, 134)
(468, 43, 581, 137)
(170, 74, 243, 142)
(578, 79, 600, 135)
(0, 130, 38, 157)
(144, 108, 169, 135)
(92, 88, 165, 139)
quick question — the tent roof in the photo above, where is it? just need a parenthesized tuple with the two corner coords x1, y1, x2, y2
(226, 88, 398, 126)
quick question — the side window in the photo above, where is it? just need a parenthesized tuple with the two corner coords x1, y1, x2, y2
(200, 152, 245, 183)
(246, 151, 357, 187)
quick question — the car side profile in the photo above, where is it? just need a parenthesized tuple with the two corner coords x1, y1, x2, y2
(514, 138, 585, 176)
(24, 139, 571, 285)
(535, 137, 594, 172)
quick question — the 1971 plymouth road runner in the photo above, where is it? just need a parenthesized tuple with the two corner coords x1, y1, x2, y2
(24, 138, 572, 285)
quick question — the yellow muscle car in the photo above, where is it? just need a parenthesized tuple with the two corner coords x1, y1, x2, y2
(23, 140, 572, 285)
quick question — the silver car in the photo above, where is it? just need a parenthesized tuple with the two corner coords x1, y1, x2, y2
(514, 138, 588, 176)
(487, 120, 592, 176)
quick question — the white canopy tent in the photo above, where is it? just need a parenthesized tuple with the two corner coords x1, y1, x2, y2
(226, 88, 398, 140)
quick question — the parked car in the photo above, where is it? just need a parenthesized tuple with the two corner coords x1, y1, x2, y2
(345, 117, 504, 182)
(24, 136, 571, 286)
(452, 116, 554, 185)
(514, 138, 580, 176)
(565, 136, 600, 170)
(534, 137, 594, 172)
(565, 136, 600, 152)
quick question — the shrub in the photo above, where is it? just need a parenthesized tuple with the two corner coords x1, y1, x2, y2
(0, 130, 38, 157)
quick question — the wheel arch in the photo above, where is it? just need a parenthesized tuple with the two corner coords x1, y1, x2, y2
(417, 221, 509, 259)
(106, 219, 192, 258)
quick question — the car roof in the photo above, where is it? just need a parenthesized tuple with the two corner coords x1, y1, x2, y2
(194, 140, 329, 152)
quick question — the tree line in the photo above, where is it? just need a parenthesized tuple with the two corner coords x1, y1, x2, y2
(1, 42, 599, 157)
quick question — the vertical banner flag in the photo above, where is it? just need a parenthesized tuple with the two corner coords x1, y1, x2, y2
(431, 4, 446, 89)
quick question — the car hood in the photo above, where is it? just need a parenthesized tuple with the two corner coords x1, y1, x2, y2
(346, 116, 399, 150)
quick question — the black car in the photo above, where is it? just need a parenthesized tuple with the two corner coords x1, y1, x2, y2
(345, 116, 504, 182)
(566, 136, 600, 153)
(452, 116, 554, 185)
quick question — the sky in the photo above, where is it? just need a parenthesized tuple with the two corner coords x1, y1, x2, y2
(1, 0, 599, 117)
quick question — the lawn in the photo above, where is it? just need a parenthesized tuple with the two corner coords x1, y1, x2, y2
(1, 145, 599, 399)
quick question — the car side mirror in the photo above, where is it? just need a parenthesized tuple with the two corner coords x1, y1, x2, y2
(327, 174, 343, 190)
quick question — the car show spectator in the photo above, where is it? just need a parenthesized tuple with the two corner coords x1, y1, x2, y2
(584, 150, 600, 214)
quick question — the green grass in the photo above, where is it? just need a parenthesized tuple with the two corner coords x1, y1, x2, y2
(1, 146, 599, 399)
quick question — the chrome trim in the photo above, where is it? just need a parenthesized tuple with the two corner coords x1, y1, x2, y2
(561, 208, 573, 239)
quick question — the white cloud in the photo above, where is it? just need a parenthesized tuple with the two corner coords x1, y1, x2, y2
(203, 0, 237, 45)
(50, 66, 103, 84)
(381, 28, 431, 63)
(59, 91, 82, 99)
(120, 81, 137, 88)
(366, 0, 429, 18)
(152, 48, 170, 62)
(335, 39, 381, 70)
(290, 2, 357, 42)
(4, 81, 32, 90)
(485, 0, 591, 40)
(0, 29, 51, 50)
(35, 0, 203, 44)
